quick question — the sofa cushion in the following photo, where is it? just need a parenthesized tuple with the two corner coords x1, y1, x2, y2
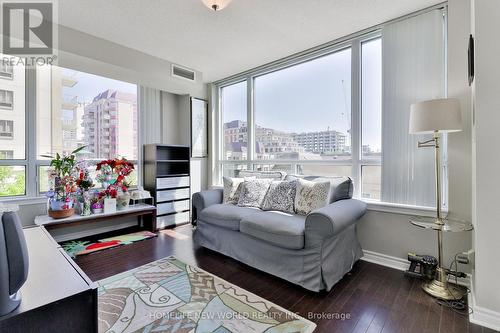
(286, 175, 353, 203)
(237, 179, 272, 208)
(261, 180, 297, 214)
(240, 210, 306, 250)
(199, 204, 258, 230)
(223, 176, 255, 204)
(294, 178, 331, 215)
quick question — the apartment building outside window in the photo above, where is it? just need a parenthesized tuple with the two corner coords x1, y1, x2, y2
(0, 63, 13, 79)
(0, 90, 14, 109)
(0, 150, 13, 159)
(0, 61, 139, 198)
(0, 120, 14, 139)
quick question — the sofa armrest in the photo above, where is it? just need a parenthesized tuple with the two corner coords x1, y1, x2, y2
(191, 188, 223, 225)
(305, 199, 367, 245)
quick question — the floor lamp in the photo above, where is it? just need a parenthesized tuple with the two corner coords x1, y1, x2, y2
(409, 98, 466, 300)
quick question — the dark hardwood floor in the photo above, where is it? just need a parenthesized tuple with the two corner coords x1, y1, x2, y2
(75, 225, 494, 333)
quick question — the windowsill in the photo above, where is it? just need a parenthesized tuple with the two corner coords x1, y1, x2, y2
(362, 199, 446, 217)
(0, 186, 142, 206)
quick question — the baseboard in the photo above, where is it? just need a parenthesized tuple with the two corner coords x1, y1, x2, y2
(361, 250, 410, 271)
(361, 250, 470, 287)
(468, 276, 500, 331)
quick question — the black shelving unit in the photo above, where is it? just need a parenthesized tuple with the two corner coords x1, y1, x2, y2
(143, 144, 191, 229)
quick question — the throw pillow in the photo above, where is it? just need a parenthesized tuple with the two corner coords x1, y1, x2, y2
(237, 179, 272, 208)
(223, 177, 255, 204)
(261, 180, 297, 213)
(295, 178, 330, 215)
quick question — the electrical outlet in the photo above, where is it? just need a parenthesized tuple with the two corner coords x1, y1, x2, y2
(457, 249, 475, 267)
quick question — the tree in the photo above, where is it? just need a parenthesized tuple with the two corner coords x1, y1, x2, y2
(0, 166, 25, 196)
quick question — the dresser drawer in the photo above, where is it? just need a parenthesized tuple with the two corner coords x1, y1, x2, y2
(157, 200, 190, 215)
(157, 212, 190, 228)
(157, 188, 190, 202)
(156, 176, 190, 189)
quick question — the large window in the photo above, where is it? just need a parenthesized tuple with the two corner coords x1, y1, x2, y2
(0, 55, 25, 197)
(360, 38, 382, 200)
(254, 49, 351, 161)
(0, 61, 138, 198)
(36, 66, 138, 160)
(217, 45, 363, 194)
(216, 7, 446, 209)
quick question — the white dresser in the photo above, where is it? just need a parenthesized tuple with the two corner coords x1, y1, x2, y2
(143, 144, 191, 229)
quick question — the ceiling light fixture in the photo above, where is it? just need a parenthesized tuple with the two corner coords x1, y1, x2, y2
(201, 0, 232, 11)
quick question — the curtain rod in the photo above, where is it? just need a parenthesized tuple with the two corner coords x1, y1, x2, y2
(213, 2, 447, 85)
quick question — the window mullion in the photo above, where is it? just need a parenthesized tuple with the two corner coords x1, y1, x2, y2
(25, 66, 37, 198)
(351, 40, 361, 198)
(247, 76, 254, 163)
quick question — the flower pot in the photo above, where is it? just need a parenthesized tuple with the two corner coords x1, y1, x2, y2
(49, 199, 74, 211)
(104, 198, 117, 214)
(48, 208, 75, 219)
(116, 192, 131, 210)
(91, 208, 103, 214)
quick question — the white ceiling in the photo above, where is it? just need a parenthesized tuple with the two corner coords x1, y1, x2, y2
(58, 0, 442, 83)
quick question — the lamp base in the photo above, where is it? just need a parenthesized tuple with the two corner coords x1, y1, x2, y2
(422, 268, 466, 300)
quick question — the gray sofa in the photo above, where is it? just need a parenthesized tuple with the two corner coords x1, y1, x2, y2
(192, 172, 367, 292)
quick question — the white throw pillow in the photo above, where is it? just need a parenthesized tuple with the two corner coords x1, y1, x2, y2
(223, 177, 255, 204)
(237, 179, 272, 208)
(295, 178, 330, 215)
(261, 180, 297, 214)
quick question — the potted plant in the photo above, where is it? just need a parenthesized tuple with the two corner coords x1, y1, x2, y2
(96, 158, 135, 210)
(75, 161, 94, 216)
(91, 201, 104, 214)
(102, 186, 117, 214)
(42, 146, 86, 219)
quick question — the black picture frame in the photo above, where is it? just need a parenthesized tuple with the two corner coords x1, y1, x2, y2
(468, 34, 474, 86)
(190, 97, 208, 158)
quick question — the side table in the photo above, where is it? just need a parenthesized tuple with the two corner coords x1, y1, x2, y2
(409, 215, 473, 300)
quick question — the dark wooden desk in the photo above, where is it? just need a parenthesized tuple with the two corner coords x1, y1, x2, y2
(0, 226, 97, 333)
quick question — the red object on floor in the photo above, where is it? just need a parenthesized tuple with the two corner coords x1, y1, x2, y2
(86, 241, 120, 250)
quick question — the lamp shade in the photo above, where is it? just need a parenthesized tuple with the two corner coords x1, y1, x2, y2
(409, 98, 462, 134)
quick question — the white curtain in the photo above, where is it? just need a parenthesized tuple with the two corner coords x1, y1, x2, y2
(381, 9, 445, 207)
(139, 85, 163, 144)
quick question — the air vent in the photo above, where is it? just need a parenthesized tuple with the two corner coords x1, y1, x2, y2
(171, 64, 196, 81)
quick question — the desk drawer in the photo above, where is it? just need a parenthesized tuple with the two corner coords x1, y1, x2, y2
(157, 212, 190, 228)
(156, 176, 190, 189)
(157, 188, 190, 202)
(157, 200, 190, 215)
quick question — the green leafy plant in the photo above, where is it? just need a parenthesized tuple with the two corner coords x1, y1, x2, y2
(41, 146, 86, 202)
(41, 146, 86, 177)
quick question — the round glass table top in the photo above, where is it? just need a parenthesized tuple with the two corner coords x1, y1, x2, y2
(409, 216, 473, 232)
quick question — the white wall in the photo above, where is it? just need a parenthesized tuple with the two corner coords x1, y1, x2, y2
(470, 0, 500, 328)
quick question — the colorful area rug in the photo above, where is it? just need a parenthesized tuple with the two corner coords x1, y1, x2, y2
(62, 231, 157, 258)
(97, 256, 316, 333)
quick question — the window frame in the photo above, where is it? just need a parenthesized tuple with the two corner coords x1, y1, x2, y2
(0, 64, 141, 201)
(215, 32, 381, 200)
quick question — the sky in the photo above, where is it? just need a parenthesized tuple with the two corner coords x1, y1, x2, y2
(222, 39, 382, 152)
(61, 67, 137, 104)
